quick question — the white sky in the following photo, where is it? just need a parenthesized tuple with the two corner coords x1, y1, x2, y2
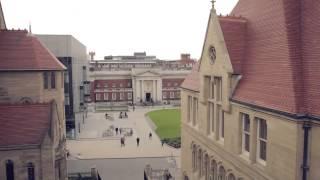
(1, 0, 238, 60)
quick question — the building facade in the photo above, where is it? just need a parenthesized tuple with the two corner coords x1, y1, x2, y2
(90, 53, 196, 105)
(36, 35, 89, 131)
(181, 1, 320, 180)
(0, 30, 67, 179)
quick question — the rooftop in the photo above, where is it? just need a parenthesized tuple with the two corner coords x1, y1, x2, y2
(0, 29, 66, 71)
(0, 103, 51, 147)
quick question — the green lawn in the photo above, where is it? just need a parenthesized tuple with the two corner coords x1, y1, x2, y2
(147, 109, 181, 139)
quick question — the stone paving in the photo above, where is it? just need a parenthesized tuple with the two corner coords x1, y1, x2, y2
(67, 106, 180, 168)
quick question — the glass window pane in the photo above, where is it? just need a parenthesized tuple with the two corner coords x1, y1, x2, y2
(259, 119, 267, 139)
(245, 134, 250, 152)
(260, 141, 267, 160)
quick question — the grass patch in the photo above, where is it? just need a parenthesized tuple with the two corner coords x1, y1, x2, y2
(147, 109, 181, 139)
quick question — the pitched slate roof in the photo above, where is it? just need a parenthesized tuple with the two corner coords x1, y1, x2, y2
(181, 63, 200, 92)
(229, 0, 320, 117)
(0, 103, 51, 147)
(0, 29, 66, 71)
(219, 16, 247, 75)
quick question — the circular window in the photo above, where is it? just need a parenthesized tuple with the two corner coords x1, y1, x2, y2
(208, 45, 216, 64)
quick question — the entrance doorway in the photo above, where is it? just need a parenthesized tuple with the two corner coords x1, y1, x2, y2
(145, 93, 151, 102)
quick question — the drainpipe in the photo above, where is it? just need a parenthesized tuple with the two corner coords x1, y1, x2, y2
(302, 121, 311, 180)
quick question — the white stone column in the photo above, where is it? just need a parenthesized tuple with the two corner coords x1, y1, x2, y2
(141, 80, 144, 101)
(152, 80, 156, 101)
(157, 79, 162, 102)
(132, 77, 136, 104)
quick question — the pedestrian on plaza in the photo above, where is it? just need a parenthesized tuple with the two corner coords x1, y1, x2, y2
(123, 136, 126, 146)
(161, 139, 165, 147)
(149, 132, 152, 139)
(133, 105, 135, 111)
(120, 137, 124, 147)
(125, 112, 128, 118)
(119, 128, 122, 134)
(115, 127, 119, 135)
(130, 129, 133, 136)
(136, 137, 140, 146)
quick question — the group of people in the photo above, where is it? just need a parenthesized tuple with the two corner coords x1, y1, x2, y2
(119, 111, 128, 119)
(134, 132, 153, 147)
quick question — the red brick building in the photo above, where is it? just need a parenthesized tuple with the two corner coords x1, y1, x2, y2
(89, 53, 196, 105)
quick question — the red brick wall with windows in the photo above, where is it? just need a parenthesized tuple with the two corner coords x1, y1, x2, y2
(92, 79, 132, 102)
(162, 78, 184, 88)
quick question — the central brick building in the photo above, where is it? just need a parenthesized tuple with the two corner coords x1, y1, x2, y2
(90, 52, 196, 105)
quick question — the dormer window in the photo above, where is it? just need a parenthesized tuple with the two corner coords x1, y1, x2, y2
(43, 71, 56, 89)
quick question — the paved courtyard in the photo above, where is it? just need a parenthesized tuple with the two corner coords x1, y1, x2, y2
(67, 106, 180, 164)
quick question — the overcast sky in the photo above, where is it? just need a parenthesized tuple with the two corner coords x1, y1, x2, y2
(1, 0, 238, 60)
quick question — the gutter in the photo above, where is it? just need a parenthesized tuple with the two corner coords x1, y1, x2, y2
(302, 122, 311, 180)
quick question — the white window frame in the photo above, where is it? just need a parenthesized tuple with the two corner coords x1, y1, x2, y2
(127, 92, 132, 100)
(208, 102, 214, 134)
(95, 93, 101, 101)
(187, 96, 192, 123)
(257, 118, 267, 165)
(193, 97, 198, 126)
(218, 105, 224, 142)
(241, 113, 250, 156)
(120, 92, 124, 100)
(163, 92, 167, 99)
(104, 93, 108, 101)
(112, 93, 116, 100)
(170, 91, 174, 98)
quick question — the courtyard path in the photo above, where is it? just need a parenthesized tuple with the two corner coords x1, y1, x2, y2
(67, 106, 180, 166)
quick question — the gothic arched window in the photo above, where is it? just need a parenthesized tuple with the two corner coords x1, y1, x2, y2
(218, 166, 226, 180)
(211, 160, 217, 180)
(6, 160, 14, 180)
(204, 154, 209, 180)
(27, 162, 35, 180)
(192, 144, 197, 171)
(228, 173, 236, 180)
(198, 149, 203, 176)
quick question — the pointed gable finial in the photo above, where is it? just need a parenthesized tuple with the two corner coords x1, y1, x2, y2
(28, 21, 32, 34)
(211, 0, 216, 9)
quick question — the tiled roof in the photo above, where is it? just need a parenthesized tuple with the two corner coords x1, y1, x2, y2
(228, 0, 320, 117)
(181, 63, 200, 92)
(0, 103, 51, 146)
(0, 30, 66, 71)
(219, 16, 247, 74)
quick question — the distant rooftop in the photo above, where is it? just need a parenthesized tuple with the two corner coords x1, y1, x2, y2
(104, 52, 157, 61)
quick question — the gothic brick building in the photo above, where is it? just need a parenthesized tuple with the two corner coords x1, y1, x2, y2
(0, 28, 67, 179)
(181, 1, 320, 180)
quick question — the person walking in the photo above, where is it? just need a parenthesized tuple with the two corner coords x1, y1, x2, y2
(149, 132, 152, 139)
(136, 137, 140, 147)
(119, 128, 122, 134)
(120, 137, 124, 147)
(161, 139, 165, 147)
(123, 136, 126, 146)
(115, 127, 118, 135)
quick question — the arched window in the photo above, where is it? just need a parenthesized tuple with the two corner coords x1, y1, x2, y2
(228, 173, 236, 180)
(192, 145, 197, 171)
(218, 166, 226, 180)
(198, 149, 202, 176)
(204, 154, 209, 180)
(184, 175, 189, 180)
(27, 163, 35, 180)
(210, 160, 217, 180)
(6, 160, 14, 180)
